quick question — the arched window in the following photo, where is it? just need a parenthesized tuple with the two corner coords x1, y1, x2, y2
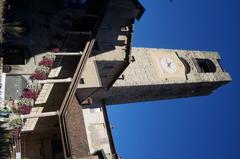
(195, 59, 216, 73)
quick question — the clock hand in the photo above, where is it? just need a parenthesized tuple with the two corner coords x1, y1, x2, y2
(165, 59, 171, 67)
(167, 61, 172, 67)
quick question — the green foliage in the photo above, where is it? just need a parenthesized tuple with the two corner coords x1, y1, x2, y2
(44, 53, 56, 61)
(3, 21, 26, 38)
(0, 106, 12, 113)
(3, 131, 12, 140)
(17, 98, 34, 107)
(9, 115, 22, 129)
(26, 81, 42, 92)
(35, 65, 51, 74)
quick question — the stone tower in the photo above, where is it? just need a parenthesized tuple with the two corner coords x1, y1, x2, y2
(78, 47, 231, 105)
(0, 0, 232, 158)
(76, 47, 231, 157)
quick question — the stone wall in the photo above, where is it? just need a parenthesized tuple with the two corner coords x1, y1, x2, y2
(82, 104, 112, 156)
(113, 47, 231, 87)
(87, 0, 140, 87)
(90, 47, 231, 105)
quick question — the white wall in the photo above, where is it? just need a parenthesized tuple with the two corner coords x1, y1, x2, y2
(82, 104, 112, 157)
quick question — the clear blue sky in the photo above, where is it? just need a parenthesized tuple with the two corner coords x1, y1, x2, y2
(107, 0, 240, 159)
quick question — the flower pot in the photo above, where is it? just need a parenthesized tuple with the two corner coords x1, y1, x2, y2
(0, 112, 10, 118)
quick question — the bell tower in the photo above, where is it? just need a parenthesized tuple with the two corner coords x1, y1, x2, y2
(87, 47, 231, 105)
(75, 48, 231, 158)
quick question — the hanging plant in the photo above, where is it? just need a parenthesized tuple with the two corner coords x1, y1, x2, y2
(44, 53, 56, 60)
(9, 115, 22, 139)
(0, 105, 12, 118)
(0, 105, 12, 113)
(31, 66, 50, 80)
(3, 51, 58, 141)
(26, 81, 42, 92)
(31, 71, 48, 80)
(51, 48, 60, 53)
(39, 58, 54, 68)
(22, 89, 39, 101)
(18, 105, 31, 115)
(11, 128, 21, 140)
(35, 65, 50, 74)
(9, 115, 23, 129)
(17, 98, 34, 108)
(31, 53, 56, 79)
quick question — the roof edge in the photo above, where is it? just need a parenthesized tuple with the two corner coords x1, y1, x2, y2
(131, 0, 145, 20)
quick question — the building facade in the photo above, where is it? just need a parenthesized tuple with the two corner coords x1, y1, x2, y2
(0, 0, 231, 159)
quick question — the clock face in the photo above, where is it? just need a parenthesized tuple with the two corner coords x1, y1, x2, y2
(160, 57, 177, 73)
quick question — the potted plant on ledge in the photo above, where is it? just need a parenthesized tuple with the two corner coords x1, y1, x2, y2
(0, 105, 12, 118)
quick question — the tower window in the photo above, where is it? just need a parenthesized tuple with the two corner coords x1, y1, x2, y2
(195, 59, 216, 73)
(80, 78, 85, 84)
(180, 58, 190, 74)
(120, 26, 129, 31)
(130, 56, 136, 62)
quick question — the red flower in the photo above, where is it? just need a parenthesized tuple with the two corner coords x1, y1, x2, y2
(51, 48, 60, 53)
(22, 90, 39, 101)
(39, 58, 54, 68)
(19, 105, 32, 115)
(12, 128, 21, 140)
(31, 71, 48, 80)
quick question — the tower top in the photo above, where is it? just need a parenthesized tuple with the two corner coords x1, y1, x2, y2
(86, 47, 231, 105)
